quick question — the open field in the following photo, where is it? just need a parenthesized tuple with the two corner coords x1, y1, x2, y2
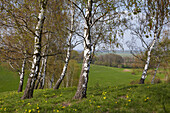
(0, 64, 166, 93)
(0, 65, 28, 93)
(95, 51, 133, 57)
(0, 83, 169, 113)
(0, 64, 169, 112)
(88, 65, 139, 87)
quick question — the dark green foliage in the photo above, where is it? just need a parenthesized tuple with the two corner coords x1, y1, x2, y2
(94, 53, 124, 67)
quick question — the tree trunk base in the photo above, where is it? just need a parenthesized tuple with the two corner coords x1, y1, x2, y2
(53, 79, 62, 90)
(139, 78, 145, 84)
(73, 91, 87, 100)
(18, 83, 23, 92)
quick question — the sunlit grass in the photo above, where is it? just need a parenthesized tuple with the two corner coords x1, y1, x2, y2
(0, 83, 169, 113)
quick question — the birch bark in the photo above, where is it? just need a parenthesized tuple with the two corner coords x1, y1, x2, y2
(49, 73, 55, 88)
(34, 57, 44, 89)
(21, 0, 47, 99)
(73, 0, 92, 99)
(39, 55, 48, 89)
(151, 63, 160, 84)
(53, 5, 75, 89)
(139, 34, 157, 84)
(18, 58, 26, 92)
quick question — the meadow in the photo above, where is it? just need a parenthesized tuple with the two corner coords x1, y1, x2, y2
(0, 64, 169, 113)
(0, 64, 139, 93)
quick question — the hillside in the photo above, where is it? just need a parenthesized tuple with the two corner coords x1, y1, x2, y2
(0, 64, 169, 112)
(0, 65, 19, 92)
(0, 64, 139, 93)
(89, 65, 139, 87)
(0, 83, 169, 113)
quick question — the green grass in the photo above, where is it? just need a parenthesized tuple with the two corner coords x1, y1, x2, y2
(0, 64, 169, 112)
(0, 66, 19, 92)
(0, 65, 28, 93)
(89, 65, 139, 87)
(0, 64, 165, 93)
(0, 83, 169, 113)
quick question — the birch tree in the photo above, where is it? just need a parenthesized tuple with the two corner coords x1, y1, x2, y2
(139, 0, 169, 84)
(53, 2, 75, 89)
(66, 0, 124, 99)
(0, 0, 36, 92)
(72, 0, 93, 99)
(21, 0, 48, 99)
(125, 0, 169, 84)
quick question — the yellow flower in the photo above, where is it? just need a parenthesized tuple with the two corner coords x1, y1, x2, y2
(128, 99, 131, 102)
(144, 99, 147, 101)
(97, 106, 101, 108)
(53, 110, 55, 112)
(102, 92, 107, 95)
(37, 107, 39, 109)
(4, 108, 6, 111)
(38, 110, 40, 113)
(115, 102, 117, 104)
(74, 109, 77, 111)
(89, 100, 91, 102)
(147, 97, 149, 99)
(57, 110, 59, 112)
(25, 109, 27, 112)
(126, 95, 129, 98)
(103, 97, 106, 99)
(62, 106, 65, 108)
(27, 103, 30, 105)
(28, 109, 31, 113)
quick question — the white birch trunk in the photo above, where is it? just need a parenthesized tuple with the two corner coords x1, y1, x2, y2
(73, 0, 92, 99)
(53, 5, 75, 89)
(39, 55, 48, 89)
(34, 57, 44, 89)
(151, 63, 160, 84)
(140, 34, 157, 84)
(18, 58, 26, 92)
(66, 73, 69, 88)
(21, 0, 47, 99)
(49, 73, 55, 88)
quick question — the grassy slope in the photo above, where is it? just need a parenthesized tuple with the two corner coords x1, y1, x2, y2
(0, 83, 169, 113)
(89, 65, 139, 87)
(0, 65, 28, 93)
(0, 66, 19, 92)
(0, 65, 169, 112)
(0, 64, 164, 93)
(0, 64, 139, 92)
